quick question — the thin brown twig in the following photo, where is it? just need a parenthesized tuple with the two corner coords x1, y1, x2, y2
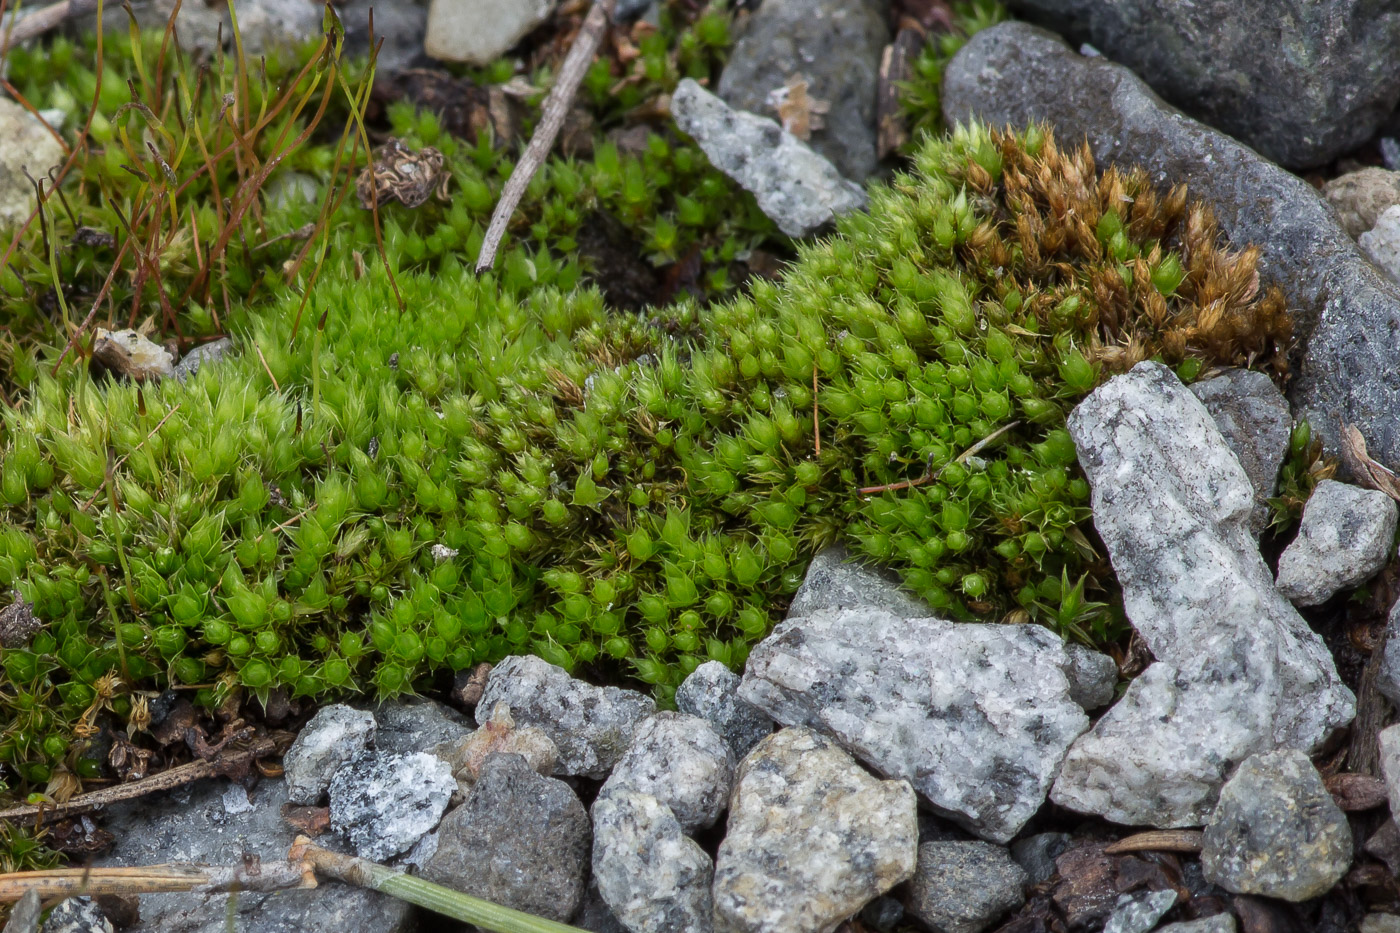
(0, 859, 316, 902)
(475, 0, 614, 273)
(253, 339, 281, 391)
(0, 0, 98, 53)
(1102, 829, 1204, 856)
(858, 420, 1022, 496)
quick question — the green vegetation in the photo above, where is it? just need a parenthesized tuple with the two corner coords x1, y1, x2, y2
(898, 0, 1008, 147)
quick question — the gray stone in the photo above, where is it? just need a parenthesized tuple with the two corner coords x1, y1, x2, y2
(1378, 725, 1400, 818)
(282, 704, 376, 806)
(1360, 204, 1400, 283)
(671, 79, 867, 238)
(422, 753, 589, 923)
(4, 889, 40, 933)
(940, 22, 1400, 472)
(1202, 749, 1352, 901)
(1063, 643, 1118, 710)
(1159, 918, 1238, 933)
(787, 543, 930, 619)
(1002, 0, 1400, 169)
(39, 899, 112, 933)
(1377, 600, 1400, 708)
(338, 0, 428, 73)
(172, 338, 235, 383)
(1275, 479, 1398, 606)
(95, 778, 412, 933)
(574, 878, 630, 933)
(675, 661, 773, 762)
(1190, 369, 1293, 537)
(739, 608, 1087, 843)
(364, 696, 472, 755)
(712, 727, 918, 933)
(328, 750, 456, 861)
(592, 790, 714, 933)
(1324, 167, 1400, 239)
(1104, 890, 1178, 933)
(126, 0, 322, 54)
(423, 0, 554, 65)
(1010, 832, 1071, 886)
(1050, 363, 1354, 828)
(716, 0, 887, 181)
(0, 98, 64, 232)
(1362, 915, 1400, 933)
(600, 711, 733, 832)
(860, 897, 905, 932)
(901, 841, 1029, 933)
(478, 654, 655, 779)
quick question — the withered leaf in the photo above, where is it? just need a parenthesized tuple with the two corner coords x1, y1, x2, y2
(1340, 422, 1400, 502)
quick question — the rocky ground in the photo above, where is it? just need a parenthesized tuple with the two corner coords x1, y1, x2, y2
(8, 0, 1400, 932)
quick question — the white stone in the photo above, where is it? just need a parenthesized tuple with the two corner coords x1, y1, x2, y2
(1275, 479, 1398, 606)
(0, 97, 66, 231)
(592, 790, 714, 933)
(424, 0, 556, 65)
(599, 712, 733, 832)
(328, 750, 455, 861)
(1360, 204, 1400, 283)
(282, 704, 376, 806)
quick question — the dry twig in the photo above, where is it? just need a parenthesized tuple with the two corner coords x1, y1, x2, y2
(476, 0, 615, 273)
(1102, 829, 1204, 856)
(0, 0, 98, 52)
(859, 420, 1021, 495)
(0, 860, 315, 902)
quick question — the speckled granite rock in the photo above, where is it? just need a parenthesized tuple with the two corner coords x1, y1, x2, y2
(712, 727, 918, 933)
(1189, 368, 1292, 537)
(282, 704, 376, 805)
(1202, 749, 1352, 900)
(600, 712, 733, 832)
(675, 661, 773, 762)
(1275, 479, 1398, 606)
(592, 789, 714, 933)
(1104, 891, 1178, 933)
(328, 750, 456, 861)
(786, 544, 929, 619)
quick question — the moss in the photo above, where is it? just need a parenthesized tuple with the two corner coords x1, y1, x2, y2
(0, 122, 1292, 804)
(897, 0, 1008, 147)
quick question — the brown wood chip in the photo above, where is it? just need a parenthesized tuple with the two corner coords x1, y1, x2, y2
(1102, 829, 1204, 855)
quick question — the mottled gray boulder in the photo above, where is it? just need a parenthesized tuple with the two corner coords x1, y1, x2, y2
(1202, 749, 1352, 901)
(1159, 918, 1238, 933)
(717, 0, 887, 181)
(592, 790, 713, 933)
(1275, 479, 1398, 606)
(1063, 643, 1117, 710)
(171, 338, 235, 383)
(95, 778, 413, 933)
(740, 607, 1086, 843)
(787, 544, 930, 619)
(282, 704, 376, 806)
(1010, 832, 1071, 886)
(1325, 167, 1400, 239)
(478, 654, 655, 779)
(329, 750, 456, 861)
(671, 79, 867, 238)
(1104, 891, 1178, 933)
(941, 22, 1400, 472)
(713, 728, 917, 933)
(675, 661, 773, 761)
(40, 898, 113, 933)
(1050, 363, 1354, 828)
(424, 0, 554, 65)
(1360, 204, 1400, 283)
(365, 696, 472, 755)
(1189, 369, 1292, 537)
(1003, 0, 1400, 168)
(422, 753, 589, 923)
(901, 841, 1029, 933)
(600, 712, 733, 832)
(1378, 600, 1400, 708)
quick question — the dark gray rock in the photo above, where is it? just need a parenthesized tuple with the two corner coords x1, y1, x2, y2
(599, 711, 733, 832)
(328, 750, 456, 861)
(713, 728, 918, 933)
(1104, 890, 1178, 933)
(1064, 643, 1118, 710)
(574, 879, 629, 933)
(740, 607, 1087, 843)
(94, 778, 413, 933)
(39, 899, 112, 933)
(364, 697, 472, 755)
(860, 897, 905, 932)
(671, 79, 868, 238)
(1189, 369, 1292, 537)
(591, 789, 715, 933)
(282, 704, 376, 806)
(1201, 749, 1352, 900)
(478, 655, 655, 779)
(901, 841, 1029, 933)
(1324, 167, 1400, 239)
(717, 0, 887, 181)
(1002, 0, 1400, 169)
(787, 543, 930, 619)
(1377, 599, 1400, 708)
(941, 21, 1400, 472)
(1275, 479, 1398, 605)
(171, 338, 234, 383)
(4, 889, 40, 933)
(1050, 363, 1354, 828)
(675, 661, 773, 762)
(422, 753, 589, 923)
(1010, 832, 1071, 886)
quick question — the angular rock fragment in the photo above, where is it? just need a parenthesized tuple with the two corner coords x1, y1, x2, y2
(592, 790, 714, 933)
(478, 654, 655, 779)
(901, 841, 1029, 933)
(282, 704, 376, 806)
(671, 79, 867, 238)
(172, 338, 234, 382)
(675, 661, 773, 762)
(1189, 369, 1292, 537)
(1103, 890, 1177, 933)
(40, 897, 114, 933)
(1010, 832, 1071, 886)
(1051, 363, 1353, 827)
(712, 727, 918, 933)
(1378, 601, 1400, 708)
(1275, 479, 1397, 605)
(422, 753, 589, 923)
(740, 607, 1087, 842)
(1201, 749, 1352, 901)
(423, 0, 555, 66)
(941, 22, 1400, 471)
(786, 543, 929, 619)
(1359, 204, 1400, 283)
(1063, 643, 1117, 711)
(599, 712, 733, 833)
(329, 751, 456, 861)
(367, 697, 472, 755)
